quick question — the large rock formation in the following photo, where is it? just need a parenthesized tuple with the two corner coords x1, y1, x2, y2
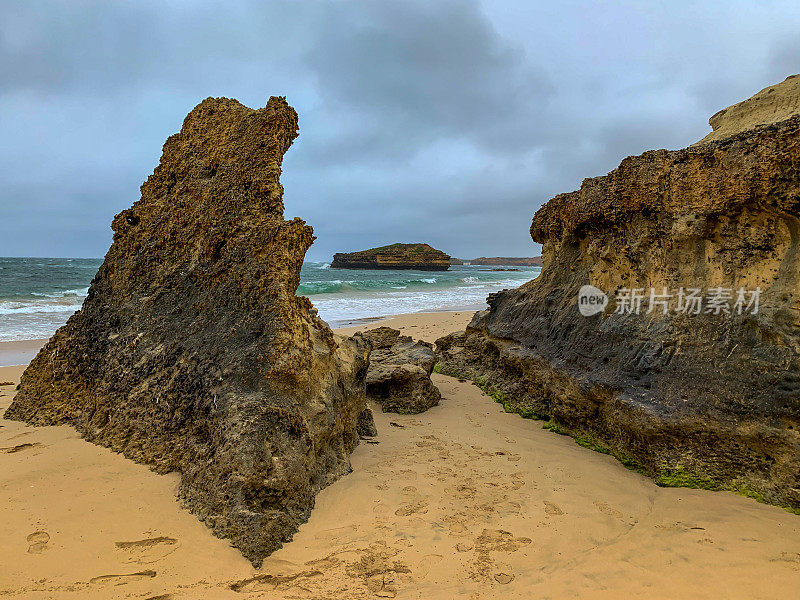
(331, 243, 450, 270)
(437, 75, 800, 510)
(4, 96, 371, 566)
(362, 327, 441, 414)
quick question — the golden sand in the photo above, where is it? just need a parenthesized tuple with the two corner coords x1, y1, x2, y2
(1, 311, 799, 599)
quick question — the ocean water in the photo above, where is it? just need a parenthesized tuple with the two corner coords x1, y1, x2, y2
(0, 257, 539, 341)
(0, 257, 102, 342)
(299, 262, 539, 326)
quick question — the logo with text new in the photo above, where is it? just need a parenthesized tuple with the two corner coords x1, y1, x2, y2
(578, 285, 608, 316)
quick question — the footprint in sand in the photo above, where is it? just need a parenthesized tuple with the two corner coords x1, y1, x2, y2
(395, 500, 428, 516)
(655, 521, 702, 532)
(469, 529, 531, 582)
(367, 574, 398, 598)
(543, 501, 563, 516)
(499, 501, 523, 517)
(1, 442, 43, 454)
(770, 552, 800, 565)
(593, 500, 623, 519)
(115, 537, 179, 564)
(344, 542, 411, 598)
(89, 570, 157, 585)
(453, 484, 477, 499)
(229, 571, 324, 593)
(477, 502, 497, 514)
(314, 524, 359, 541)
(415, 554, 443, 579)
(27, 531, 50, 554)
(446, 519, 468, 535)
(415, 440, 438, 448)
(475, 529, 532, 553)
(509, 473, 526, 490)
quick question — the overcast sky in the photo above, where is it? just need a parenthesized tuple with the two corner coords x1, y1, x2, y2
(1, 1, 798, 261)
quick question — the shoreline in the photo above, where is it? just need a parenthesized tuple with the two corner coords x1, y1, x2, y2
(0, 310, 479, 367)
(328, 304, 483, 329)
(0, 338, 47, 368)
(333, 309, 476, 341)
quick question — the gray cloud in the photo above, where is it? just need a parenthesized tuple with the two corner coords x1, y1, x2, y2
(1, 0, 799, 261)
(300, 1, 553, 162)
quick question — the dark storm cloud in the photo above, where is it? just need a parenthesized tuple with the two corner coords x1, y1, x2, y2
(1, 0, 799, 260)
(299, 1, 553, 163)
(0, 1, 315, 94)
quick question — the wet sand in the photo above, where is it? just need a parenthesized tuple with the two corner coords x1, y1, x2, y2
(334, 310, 475, 342)
(1, 312, 799, 599)
(0, 339, 47, 368)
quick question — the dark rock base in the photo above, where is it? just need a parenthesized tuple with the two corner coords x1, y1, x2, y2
(436, 325, 800, 512)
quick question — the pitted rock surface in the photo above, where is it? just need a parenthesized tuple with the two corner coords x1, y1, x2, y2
(5, 96, 370, 566)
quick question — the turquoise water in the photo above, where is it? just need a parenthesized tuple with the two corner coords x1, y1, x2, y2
(0, 257, 539, 341)
(299, 262, 539, 326)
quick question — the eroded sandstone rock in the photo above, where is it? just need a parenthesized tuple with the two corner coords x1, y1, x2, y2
(362, 327, 441, 414)
(697, 74, 800, 144)
(4, 96, 370, 566)
(437, 76, 800, 510)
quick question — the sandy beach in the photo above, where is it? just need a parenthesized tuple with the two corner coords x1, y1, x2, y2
(334, 310, 476, 341)
(1, 310, 799, 599)
(0, 339, 47, 368)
